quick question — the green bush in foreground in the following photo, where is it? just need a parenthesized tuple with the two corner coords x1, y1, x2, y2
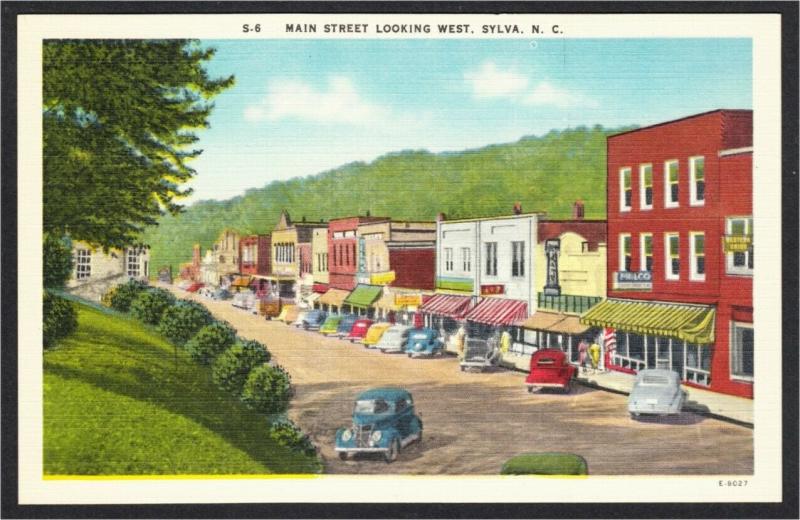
(184, 321, 237, 365)
(157, 300, 213, 346)
(212, 340, 271, 395)
(241, 364, 292, 415)
(103, 279, 148, 312)
(43, 291, 78, 349)
(269, 420, 316, 457)
(130, 288, 176, 325)
(500, 453, 588, 475)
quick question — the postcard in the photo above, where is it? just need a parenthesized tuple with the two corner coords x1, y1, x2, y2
(8, 3, 792, 512)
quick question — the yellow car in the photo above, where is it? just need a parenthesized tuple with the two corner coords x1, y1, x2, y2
(362, 322, 393, 348)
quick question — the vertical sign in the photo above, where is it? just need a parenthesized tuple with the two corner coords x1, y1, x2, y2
(544, 238, 561, 297)
(358, 236, 367, 273)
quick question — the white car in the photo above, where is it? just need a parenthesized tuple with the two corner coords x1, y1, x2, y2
(377, 325, 411, 353)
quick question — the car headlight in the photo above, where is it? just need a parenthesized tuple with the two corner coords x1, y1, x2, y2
(415, 343, 422, 350)
(342, 429, 352, 441)
(371, 430, 382, 443)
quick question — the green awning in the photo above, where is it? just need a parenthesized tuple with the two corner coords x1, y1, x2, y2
(580, 299, 716, 345)
(344, 284, 383, 309)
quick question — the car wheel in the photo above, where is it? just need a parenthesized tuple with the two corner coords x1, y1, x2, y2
(384, 438, 400, 463)
(527, 386, 534, 393)
(630, 412, 640, 419)
(338, 452, 349, 461)
(407, 353, 412, 358)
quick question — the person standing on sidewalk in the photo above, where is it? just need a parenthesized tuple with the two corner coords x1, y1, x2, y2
(589, 340, 601, 374)
(577, 339, 589, 374)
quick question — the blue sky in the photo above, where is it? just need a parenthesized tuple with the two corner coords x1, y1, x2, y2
(185, 38, 752, 203)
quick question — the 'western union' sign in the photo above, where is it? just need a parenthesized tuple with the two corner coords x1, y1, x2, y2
(723, 235, 752, 253)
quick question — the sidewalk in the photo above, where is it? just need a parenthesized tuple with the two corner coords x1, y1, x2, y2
(574, 368, 753, 426)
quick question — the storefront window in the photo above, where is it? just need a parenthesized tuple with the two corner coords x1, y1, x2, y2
(628, 333, 645, 361)
(731, 322, 753, 380)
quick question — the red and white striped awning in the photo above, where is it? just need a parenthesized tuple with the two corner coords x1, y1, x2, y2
(419, 294, 472, 319)
(466, 298, 529, 326)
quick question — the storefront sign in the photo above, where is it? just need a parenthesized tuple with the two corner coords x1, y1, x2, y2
(395, 294, 423, 306)
(615, 271, 653, 290)
(723, 234, 752, 253)
(358, 236, 367, 272)
(436, 277, 473, 292)
(371, 271, 396, 285)
(544, 239, 561, 297)
(480, 284, 505, 295)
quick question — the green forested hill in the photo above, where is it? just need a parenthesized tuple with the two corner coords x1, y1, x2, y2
(142, 125, 629, 272)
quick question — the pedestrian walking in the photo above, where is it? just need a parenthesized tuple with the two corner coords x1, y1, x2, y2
(589, 340, 601, 374)
(577, 339, 589, 373)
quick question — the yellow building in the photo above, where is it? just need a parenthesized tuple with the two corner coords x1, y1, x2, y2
(311, 227, 329, 287)
(66, 240, 149, 301)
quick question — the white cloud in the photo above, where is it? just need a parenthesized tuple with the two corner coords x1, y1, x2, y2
(524, 81, 599, 109)
(244, 76, 389, 125)
(464, 61, 529, 99)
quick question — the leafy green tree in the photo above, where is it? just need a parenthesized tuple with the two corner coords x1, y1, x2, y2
(130, 288, 176, 325)
(102, 279, 149, 313)
(241, 365, 292, 415)
(211, 340, 271, 395)
(43, 234, 73, 289)
(43, 291, 78, 348)
(157, 300, 213, 346)
(43, 40, 234, 249)
(184, 321, 237, 365)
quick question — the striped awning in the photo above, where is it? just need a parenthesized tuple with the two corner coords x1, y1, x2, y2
(343, 284, 383, 309)
(581, 298, 716, 345)
(518, 311, 590, 335)
(318, 288, 350, 307)
(420, 294, 472, 319)
(465, 298, 529, 327)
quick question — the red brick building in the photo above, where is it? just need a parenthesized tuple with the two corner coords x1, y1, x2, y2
(239, 234, 271, 294)
(583, 109, 753, 398)
(328, 215, 387, 291)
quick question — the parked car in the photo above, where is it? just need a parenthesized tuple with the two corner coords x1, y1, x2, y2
(336, 314, 359, 338)
(186, 282, 204, 293)
(301, 309, 327, 330)
(212, 287, 232, 301)
(197, 286, 215, 299)
(362, 322, 392, 348)
(320, 315, 343, 336)
(335, 387, 423, 463)
(405, 328, 445, 358)
(176, 280, 193, 291)
(628, 369, 687, 417)
(258, 297, 281, 319)
(377, 325, 412, 353)
(280, 305, 301, 325)
(231, 291, 257, 312)
(525, 349, 576, 393)
(346, 318, 374, 343)
(292, 310, 309, 328)
(459, 337, 500, 372)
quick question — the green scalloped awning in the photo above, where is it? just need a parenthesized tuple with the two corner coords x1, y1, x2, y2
(580, 299, 715, 345)
(344, 284, 383, 309)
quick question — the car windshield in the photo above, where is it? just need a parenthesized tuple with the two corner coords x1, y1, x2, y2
(537, 359, 556, 366)
(355, 323, 368, 329)
(354, 399, 391, 414)
(641, 375, 670, 385)
(412, 332, 430, 340)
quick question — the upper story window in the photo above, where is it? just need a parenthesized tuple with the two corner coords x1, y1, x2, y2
(690, 232, 706, 281)
(126, 249, 141, 277)
(640, 233, 653, 272)
(665, 160, 679, 208)
(511, 241, 525, 277)
(75, 249, 91, 280)
(690, 156, 705, 206)
(444, 248, 454, 272)
(620, 167, 632, 211)
(665, 233, 680, 280)
(726, 217, 753, 276)
(619, 234, 631, 272)
(461, 247, 471, 272)
(640, 164, 653, 209)
(485, 242, 498, 276)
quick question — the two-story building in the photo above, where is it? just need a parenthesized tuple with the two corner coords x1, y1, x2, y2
(311, 227, 329, 295)
(214, 229, 241, 286)
(269, 211, 326, 303)
(582, 109, 753, 398)
(239, 234, 272, 295)
(66, 241, 150, 301)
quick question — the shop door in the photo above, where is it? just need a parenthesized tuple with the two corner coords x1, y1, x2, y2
(654, 337, 671, 369)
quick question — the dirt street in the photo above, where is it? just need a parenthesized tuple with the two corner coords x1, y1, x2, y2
(169, 288, 753, 475)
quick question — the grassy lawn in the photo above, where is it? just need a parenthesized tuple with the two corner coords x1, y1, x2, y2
(44, 303, 321, 475)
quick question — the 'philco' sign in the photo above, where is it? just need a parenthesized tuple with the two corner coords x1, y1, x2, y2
(615, 271, 653, 291)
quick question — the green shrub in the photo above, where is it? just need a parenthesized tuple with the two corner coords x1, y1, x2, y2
(103, 279, 148, 312)
(130, 288, 176, 325)
(43, 234, 73, 289)
(268, 420, 316, 457)
(241, 364, 292, 415)
(43, 291, 78, 348)
(500, 453, 588, 475)
(184, 321, 236, 365)
(211, 339, 271, 395)
(157, 300, 213, 346)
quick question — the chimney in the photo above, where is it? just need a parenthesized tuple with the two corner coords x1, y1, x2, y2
(436, 212, 447, 222)
(513, 202, 523, 215)
(573, 200, 585, 220)
(302, 215, 307, 222)
(366, 210, 371, 217)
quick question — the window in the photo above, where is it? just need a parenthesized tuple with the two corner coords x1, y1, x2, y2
(126, 249, 140, 277)
(730, 322, 753, 381)
(690, 156, 705, 205)
(485, 242, 498, 276)
(640, 164, 653, 209)
(620, 167, 632, 211)
(690, 232, 706, 281)
(444, 248, 454, 272)
(665, 233, 680, 280)
(461, 247, 471, 272)
(75, 249, 91, 280)
(640, 233, 653, 272)
(665, 160, 679, 207)
(726, 217, 753, 275)
(619, 234, 631, 272)
(511, 241, 525, 277)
